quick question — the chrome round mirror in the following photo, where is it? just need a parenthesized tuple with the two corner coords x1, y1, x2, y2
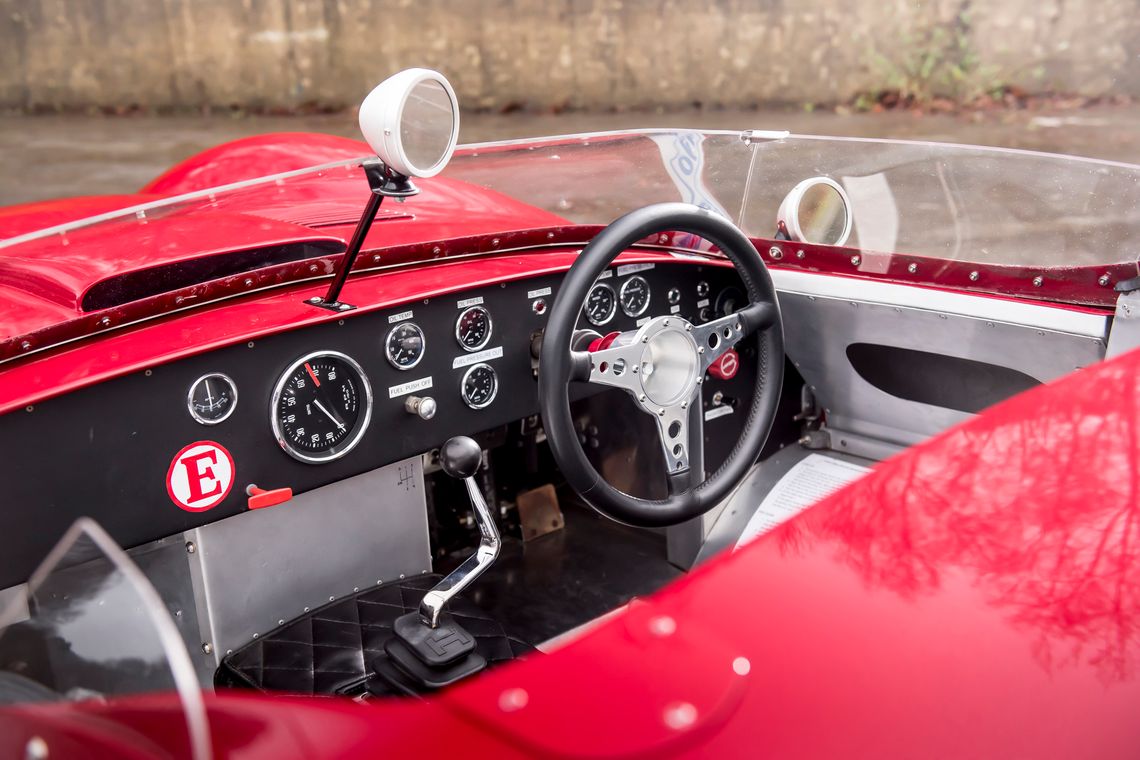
(776, 177, 852, 246)
(358, 69, 460, 179)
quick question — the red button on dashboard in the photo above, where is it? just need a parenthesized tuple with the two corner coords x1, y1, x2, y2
(708, 349, 740, 380)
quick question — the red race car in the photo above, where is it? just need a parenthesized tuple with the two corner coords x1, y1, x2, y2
(0, 69, 1137, 758)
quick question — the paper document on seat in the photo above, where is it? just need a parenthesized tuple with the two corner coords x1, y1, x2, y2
(735, 455, 870, 550)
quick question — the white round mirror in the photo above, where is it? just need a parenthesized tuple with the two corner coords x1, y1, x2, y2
(358, 69, 460, 179)
(776, 177, 852, 246)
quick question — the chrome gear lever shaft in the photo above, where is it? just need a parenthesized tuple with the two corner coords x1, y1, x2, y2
(418, 436, 501, 628)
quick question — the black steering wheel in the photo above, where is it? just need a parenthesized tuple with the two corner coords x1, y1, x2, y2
(538, 203, 785, 527)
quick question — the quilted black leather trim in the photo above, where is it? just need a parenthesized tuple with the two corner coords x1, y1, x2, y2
(216, 574, 533, 696)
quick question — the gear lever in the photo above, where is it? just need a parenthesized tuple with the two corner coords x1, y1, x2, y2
(418, 435, 501, 627)
(375, 436, 501, 691)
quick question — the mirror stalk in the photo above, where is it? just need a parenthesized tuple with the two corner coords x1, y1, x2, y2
(307, 158, 418, 312)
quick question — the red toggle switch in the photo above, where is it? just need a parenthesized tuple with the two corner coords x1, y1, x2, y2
(246, 484, 293, 510)
(708, 349, 740, 380)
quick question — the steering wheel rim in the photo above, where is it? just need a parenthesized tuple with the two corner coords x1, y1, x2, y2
(538, 203, 785, 527)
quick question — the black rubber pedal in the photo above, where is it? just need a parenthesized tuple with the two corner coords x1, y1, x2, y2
(384, 636, 486, 690)
(393, 612, 476, 667)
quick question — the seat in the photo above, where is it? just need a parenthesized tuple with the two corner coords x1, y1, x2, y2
(216, 574, 533, 697)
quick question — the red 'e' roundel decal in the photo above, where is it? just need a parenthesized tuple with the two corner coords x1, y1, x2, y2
(166, 441, 235, 512)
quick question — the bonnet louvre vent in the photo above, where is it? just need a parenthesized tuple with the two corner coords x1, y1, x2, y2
(81, 240, 345, 312)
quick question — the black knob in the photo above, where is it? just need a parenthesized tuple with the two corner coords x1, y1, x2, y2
(439, 436, 482, 479)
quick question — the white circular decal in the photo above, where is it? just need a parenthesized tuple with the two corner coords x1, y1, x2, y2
(166, 441, 235, 512)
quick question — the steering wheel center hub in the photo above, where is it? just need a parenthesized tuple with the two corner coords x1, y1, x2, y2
(641, 326, 699, 406)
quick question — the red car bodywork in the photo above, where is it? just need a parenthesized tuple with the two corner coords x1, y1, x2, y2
(1, 340, 1137, 758)
(0, 132, 1137, 757)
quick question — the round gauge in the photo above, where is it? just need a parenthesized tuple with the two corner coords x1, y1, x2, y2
(461, 363, 498, 410)
(456, 306, 493, 352)
(667, 287, 681, 306)
(187, 373, 238, 425)
(584, 282, 616, 326)
(696, 280, 710, 298)
(270, 351, 372, 464)
(385, 322, 426, 370)
(715, 286, 744, 317)
(619, 275, 651, 318)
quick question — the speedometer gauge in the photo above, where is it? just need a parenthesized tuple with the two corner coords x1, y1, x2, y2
(584, 282, 616, 326)
(385, 322, 425, 370)
(456, 306, 492, 351)
(619, 275, 651, 317)
(271, 351, 372, 464)
(461, 363, 498, 409)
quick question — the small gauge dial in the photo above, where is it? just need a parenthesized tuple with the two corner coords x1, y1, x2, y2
(461, 363, 498, 409)
(584, 282, 617, 326)
(667, 287, 681, 306)
(696, 280, 710, 298)
(385, 322, 426, 370)
(271, 351, 372, 464)
(456, 306, 493, 352)
(715, 286, 745, 317)
(187, 373, 237, 425)
(619, 275, 651, 317)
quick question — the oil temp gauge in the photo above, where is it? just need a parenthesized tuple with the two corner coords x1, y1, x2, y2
(187, 373, 238, 425)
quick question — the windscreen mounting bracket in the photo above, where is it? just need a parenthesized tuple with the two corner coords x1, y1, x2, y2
(307, 158, 419, 312)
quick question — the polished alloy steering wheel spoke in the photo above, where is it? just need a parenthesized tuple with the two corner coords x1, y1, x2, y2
(573, 315, 715, 484)
(691, 302, 774, 371)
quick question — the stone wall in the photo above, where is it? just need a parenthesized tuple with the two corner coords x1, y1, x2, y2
(1, 0, 1136, 111)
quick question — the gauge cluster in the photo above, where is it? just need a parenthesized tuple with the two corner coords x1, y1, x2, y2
(0, 261, 752, 580)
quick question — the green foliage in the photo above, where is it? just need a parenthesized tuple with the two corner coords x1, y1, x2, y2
(866, 7, 1005, 106)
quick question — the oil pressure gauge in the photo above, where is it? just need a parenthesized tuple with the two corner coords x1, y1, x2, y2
(456, 305, 492, 351)
(187, 373, 238, 425)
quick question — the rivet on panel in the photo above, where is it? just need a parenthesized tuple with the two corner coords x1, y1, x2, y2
(663, 702, 698, 730)
(25, 737, 49, 760)
(969, 271, 980, 282)
(499, 688, 529, 712)
(1099, 274, 1111, 287)
(850, 255, 861, 266)
(907, 263, 918, 274)
(649, 615, 677, 637)
(1032, 276, 1044, 287)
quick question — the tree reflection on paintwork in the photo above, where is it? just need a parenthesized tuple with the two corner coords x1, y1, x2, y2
(794, 354, 1139, 683)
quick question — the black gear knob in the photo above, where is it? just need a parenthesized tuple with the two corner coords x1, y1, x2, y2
(439, 436, 482, 479)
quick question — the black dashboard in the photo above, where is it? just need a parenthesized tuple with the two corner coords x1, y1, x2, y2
(1, 260, 756, 588)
